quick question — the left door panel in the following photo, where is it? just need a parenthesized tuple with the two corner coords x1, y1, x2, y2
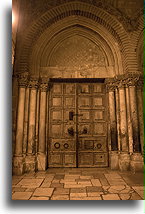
(48, 83, 77, 167)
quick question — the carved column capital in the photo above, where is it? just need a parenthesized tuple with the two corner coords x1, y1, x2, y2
(137, 76, 144, 89)
(28, 77, 39, 89)
(17, 73, 29, 88)
(126, 77, 140, 87)
(39, 77, 48, 92)
(105, 78, 117, 91)
(114, 73, 142, 88)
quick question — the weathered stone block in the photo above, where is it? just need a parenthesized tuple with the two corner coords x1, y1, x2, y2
(119, 153, 130, 171)
(130, 153, 144, 173)
(37, 153, 47, 171)
(110, 151, 119, 170)
(25, 155, 37, 173)
(13, 156, 24, 175)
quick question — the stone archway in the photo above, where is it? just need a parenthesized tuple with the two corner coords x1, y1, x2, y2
(12, 1, 144, 175)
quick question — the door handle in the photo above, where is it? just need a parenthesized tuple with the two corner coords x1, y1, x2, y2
(68, 127, 74, 136)
(69, 111, 83, 120)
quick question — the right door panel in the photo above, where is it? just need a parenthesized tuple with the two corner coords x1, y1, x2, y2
(77, 83, 108, 167)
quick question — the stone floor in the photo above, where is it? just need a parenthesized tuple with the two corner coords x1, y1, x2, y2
(12, 168, 144, 200)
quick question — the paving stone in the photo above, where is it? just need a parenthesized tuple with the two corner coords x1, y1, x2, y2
(40, 181, 51, 187)
(53, 188, 69, 195)
(132, 186, 144, 199)
(130, 192, 142, 200)
(60, 179, 76, 182)
(91, 179, 102, 186)
(17, 178, 43, 188)
(60, 181, 77, 185)
(51, 195, 69, 200)
(70, 188, 86, 193)
(80, 176, 92, 179)
(54, 174, 64, 179)
(12, 187, 27, 192)
(64, 184, 86, 188)
(102, 186, 110, 191)
(121, 174, 144, 186)
(12, 192, 33, 200)
(78, 181, 92, 186)
(29, 197, 49, 200)
(42, 177, 54, 182)
(107, 185, 126, 193)
(50, 183, 64, 188)
(12, 178, 23, 186)
(70, 193, 87, 197)
(23, 173, 36, 178)
(119, 193, 131, 200)
(64, 175, 80, 179)
(87, 186, 103, 192)
(102, 194, 121, 200)
(33, 188, 54, 197)
(120, 186, 134, 194)
(99, 177, 110, 186)
(87, 192, 103, 197)
(25, 188, 36, 192)
(70, 196, 102, 200)
(52, 179, 60, 183)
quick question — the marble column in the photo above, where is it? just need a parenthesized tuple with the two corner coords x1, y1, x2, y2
(115, 88, 121, 152)
(129, 85, 140, 152)
(128, 77, 143, 172)
(37, 78, 48, 170)
(23, 87, 30, 155)
(106, 79, 118, 170)
(125, 87, 133, 154)
(25, 77, 38, 172)
(109, 89, 119, 170)
(13, 74, 28, 175)
(118, 84, 130, 171)
(136, 81, 144, 155)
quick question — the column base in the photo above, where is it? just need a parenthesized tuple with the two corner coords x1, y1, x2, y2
(37, 153, 47, 171)
(119, 152, 130, 171)
(110, 151, 119, 170)
(130, 153, 144, 173)
(13, 156, 24, 175)
(25, 155, 37, 173)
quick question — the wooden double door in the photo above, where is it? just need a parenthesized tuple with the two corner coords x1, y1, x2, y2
(48, 79, 108, 167)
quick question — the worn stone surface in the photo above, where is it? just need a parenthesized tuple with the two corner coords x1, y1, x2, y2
(17, 178, 43, 188)
(33, 188, 54, 197)
(12, 192, 33, 200)
(102, 194, 121, 200)
(12, 168, 144, 200)
(30, 196, 49, 200)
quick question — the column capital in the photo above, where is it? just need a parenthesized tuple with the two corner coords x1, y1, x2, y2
(105, 78, 117, 91)
(137, 76, 144, 89)
(108, 73, 143, 89)
(17, 73, 29, 88)
(39, 77, 48, 92)
(28, 77, 39, 89)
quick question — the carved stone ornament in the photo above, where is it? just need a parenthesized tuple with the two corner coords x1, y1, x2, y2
(39, 77, 48, 92)
(17, 73, 29, 88)
(105, 78, 117, 91)
(28, 77, 39, 89)
(106, 73, 143, 90)
(137, 77, 144, 89)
